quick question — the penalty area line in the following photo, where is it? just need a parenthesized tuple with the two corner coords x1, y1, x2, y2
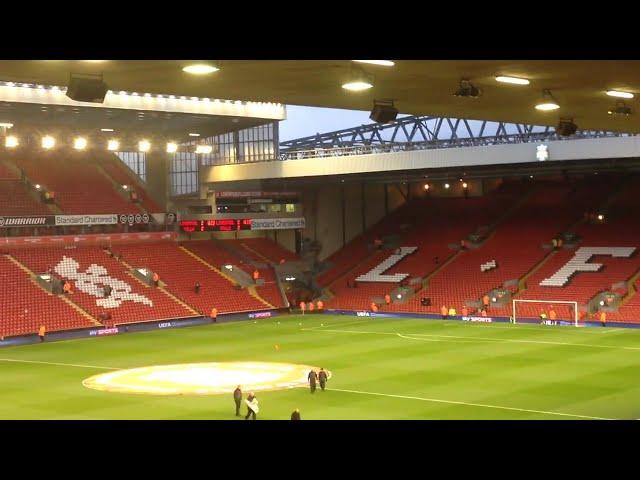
(306, 327, 640, 351)
(328, 387, 613, 420)
(0, 358, 119, 370)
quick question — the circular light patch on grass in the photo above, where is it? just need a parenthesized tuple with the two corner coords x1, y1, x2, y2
(83, 362, 331, 396)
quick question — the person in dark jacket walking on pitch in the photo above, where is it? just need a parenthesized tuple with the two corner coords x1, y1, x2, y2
(290, 409, 301, 420)
(233, 385, 242, 417)
(318, 368, 328, 391)
(308, 369, 318, 393)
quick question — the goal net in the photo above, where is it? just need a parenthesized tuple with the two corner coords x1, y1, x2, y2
(512, 299, 579, 326)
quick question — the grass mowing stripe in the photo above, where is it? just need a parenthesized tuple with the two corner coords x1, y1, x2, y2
(306, 328, 640, 351)
(0, 358, 118, 370)
(328, 387, 613, 420)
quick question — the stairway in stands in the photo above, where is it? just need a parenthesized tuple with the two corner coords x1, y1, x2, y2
(325, 180, 531, 311)
(6, 151, 145, 214)
(9, 246, 196, 326)
(0, 254, 97, 337)
(518, 176, 640, 322)
(96, 152, 163, 213)
(115, 242, 270, 314)
(400, 177, 621, 317)
(180, 241, 278, 308)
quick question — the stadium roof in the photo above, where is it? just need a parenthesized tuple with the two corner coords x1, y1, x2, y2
(0, 60, 639, 132)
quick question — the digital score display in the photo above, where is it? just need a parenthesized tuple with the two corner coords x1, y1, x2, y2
(180, 219, 252, 233)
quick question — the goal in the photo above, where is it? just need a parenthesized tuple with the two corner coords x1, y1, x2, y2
(512, 299, 579, 326)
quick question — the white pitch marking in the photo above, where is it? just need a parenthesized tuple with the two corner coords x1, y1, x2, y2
(302, 319, 371, 331)
(327, 387, 613, 420)
(304, 328, 640, 351)
(0, 357, 119, 370)
(454, 322, 617, 335)
(396, 333, 494, 344)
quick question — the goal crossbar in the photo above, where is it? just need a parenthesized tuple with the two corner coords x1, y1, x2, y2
(512, 299, 579, 326)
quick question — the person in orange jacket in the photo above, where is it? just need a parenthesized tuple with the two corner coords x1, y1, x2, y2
(308, 302, 315, 312)
(384, 294, 391, 305)
(371, 303, 379, 312)
(38, 325, 46, 343)
(440, 305, 448, 319)
(210, 307, 218, 323)
(461, 306, 469, 317)
(316, 300, 324, 311)
(600, 311, 607, 327)
(482, 294, 490, 310)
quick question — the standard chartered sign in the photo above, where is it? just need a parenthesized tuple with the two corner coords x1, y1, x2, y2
(55, 214, 119, 226)
(251, 217, 306, 230)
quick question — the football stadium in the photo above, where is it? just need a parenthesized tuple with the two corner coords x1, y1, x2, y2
(1, 60, 640, 420)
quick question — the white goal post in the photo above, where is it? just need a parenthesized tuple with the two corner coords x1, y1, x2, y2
(512, 299, 579, 327)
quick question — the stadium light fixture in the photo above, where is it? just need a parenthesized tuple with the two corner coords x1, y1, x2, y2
(122, 185, 128, 190)
(496, 75, 530, 85)
(343, 81, 373, 91)
(188, 133, 200, 137)
(462, 182, 468, 189)
(342, 68, 374, 92)
(35, 184, 41, 189)
(101, 128, 114, 132)
(444, 183, 450, 189)
(73, 137, 88, 150)
(182, 63, 220, 75)
(598, 214, 604, 221)
(0, 122, 13, 128)
(535, 89, 560, 111)
(41, 135, 56, 149)
(353, 60, 395, 67)
(195, 145, 213, 154)
(423, 184, 430, 190)
(5, 135, 18, 148)
(166, 142, 178, 153)
(138, 140, 151, 152)
(107, 139, 120, 151)
(606, 90, 634, 99)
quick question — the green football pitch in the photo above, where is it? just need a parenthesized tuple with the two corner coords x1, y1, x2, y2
(1, 314, 640, 420)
